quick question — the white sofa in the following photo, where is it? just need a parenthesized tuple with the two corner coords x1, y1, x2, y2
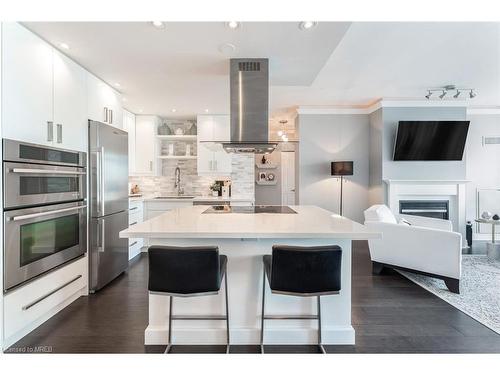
(363, 205, 462, 293)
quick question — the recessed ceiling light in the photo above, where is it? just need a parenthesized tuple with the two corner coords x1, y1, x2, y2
(152, 21, 165, 29)
(226, 21, 240, 29)
(218, 43, 236, 55)
(205, 109, 209, 113)
(59, 42, 70, 50)
(138, 109, 143, 113)
(299, 21, 317, 30)
(122, 97, 127, 102)
(114, 82, 121, 88)
(171, 109, 177, 113)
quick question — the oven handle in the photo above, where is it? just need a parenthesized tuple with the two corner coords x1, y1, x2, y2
(10, 168, 86, 175)
(10, 205, 87, 222)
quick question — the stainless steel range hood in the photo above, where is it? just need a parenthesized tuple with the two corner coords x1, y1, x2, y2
(223, 58, 277, 154)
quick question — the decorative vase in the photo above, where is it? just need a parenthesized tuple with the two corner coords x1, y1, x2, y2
(482, 211, 493, 220)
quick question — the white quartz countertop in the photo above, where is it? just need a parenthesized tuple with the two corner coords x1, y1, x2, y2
(120, 205, 381, 239)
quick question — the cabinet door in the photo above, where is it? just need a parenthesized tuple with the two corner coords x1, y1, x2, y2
(123, 110, 136, 175)
(197, 143, 215, 175)
(108, 89, 123, 128)
(213, 115, 230, 142)
(213, 144, 232, 175)
(86, 73, 104, 123)
(53, 50, 87, 151)
(212, 115, 232, 174)
(2, 23, 53, 145)
(197, 115, 214, 141)
(87, 72, 116, 124)
(134, 115, 157, 175)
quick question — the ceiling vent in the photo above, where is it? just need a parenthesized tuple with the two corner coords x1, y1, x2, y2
(483, 136, 500, 145)
(238, 61, 261, 72)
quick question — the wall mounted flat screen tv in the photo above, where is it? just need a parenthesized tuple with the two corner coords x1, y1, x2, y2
(393, 121, 470, 161)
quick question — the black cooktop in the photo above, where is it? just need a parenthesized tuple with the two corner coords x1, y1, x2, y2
(202, 205, 297, 214)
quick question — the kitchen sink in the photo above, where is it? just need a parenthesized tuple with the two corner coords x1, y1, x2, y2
(153, 196, 195, 199)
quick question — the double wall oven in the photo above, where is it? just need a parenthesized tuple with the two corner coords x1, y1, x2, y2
(3, 139, 87, 291)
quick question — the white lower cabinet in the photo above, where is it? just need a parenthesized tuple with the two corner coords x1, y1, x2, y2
(128, 200, 144, 260)
(3, 257, 87, 348)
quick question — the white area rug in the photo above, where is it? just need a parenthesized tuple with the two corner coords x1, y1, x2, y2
(398, 255, 500, 335)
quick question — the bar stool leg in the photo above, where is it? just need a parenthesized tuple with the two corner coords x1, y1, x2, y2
(317, 296, 326, 354)
(225, 270, 230, 354)
(260, 266, 266, 354)
(165, 296, 173, 354)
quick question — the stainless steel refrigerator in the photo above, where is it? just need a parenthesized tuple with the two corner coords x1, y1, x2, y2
(88, 120, 129, 292)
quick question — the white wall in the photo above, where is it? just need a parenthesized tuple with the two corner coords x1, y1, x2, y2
(465, 113, 500, 236)
(381, 106, 468, 181)
(368, 109, 384, 205)
(298, 114, 370, 223)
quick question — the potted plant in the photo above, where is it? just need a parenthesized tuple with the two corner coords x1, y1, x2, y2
(209, 181, 221, 197)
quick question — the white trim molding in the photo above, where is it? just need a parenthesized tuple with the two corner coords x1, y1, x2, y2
(467, 107, 500, 115)
(296, 100, 500, 116)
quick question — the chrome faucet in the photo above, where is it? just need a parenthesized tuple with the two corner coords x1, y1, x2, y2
(174, 166, 184, 195)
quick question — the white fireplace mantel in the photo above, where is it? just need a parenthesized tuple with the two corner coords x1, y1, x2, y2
(384, 179, 470, 185)
(383, 179, 469, 245)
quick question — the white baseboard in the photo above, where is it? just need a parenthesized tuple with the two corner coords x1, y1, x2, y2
(145, 325, 355, 346)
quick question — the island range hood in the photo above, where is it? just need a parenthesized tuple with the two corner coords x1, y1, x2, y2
(223, 58, 277, 154)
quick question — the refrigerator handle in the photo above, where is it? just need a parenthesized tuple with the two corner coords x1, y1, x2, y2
(94, 147, 105, 216)
(98, 219, 105, 253)
(101, 147, 105, 215)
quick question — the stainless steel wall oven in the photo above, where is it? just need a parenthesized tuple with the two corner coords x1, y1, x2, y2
(3, 139, 87, 291)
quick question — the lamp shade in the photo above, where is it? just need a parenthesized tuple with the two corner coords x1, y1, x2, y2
(331, 161, 354, 176)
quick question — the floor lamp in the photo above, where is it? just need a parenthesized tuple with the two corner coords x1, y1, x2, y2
(331, 161, 354, 216)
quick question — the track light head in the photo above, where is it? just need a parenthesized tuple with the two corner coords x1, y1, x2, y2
(439, 90, 447, 99)
(453, 90, 461, 99)
(469, 90, 477, 99)
(425, 91, 432, 99)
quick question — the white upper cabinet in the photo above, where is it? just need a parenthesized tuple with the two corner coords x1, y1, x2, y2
(197, 115, 232, 176)
(53, 50, 87, 151)
(1, 22, 54, 146)
(123, 110, 136, 175)
(1, 23, 87, 151)
(87, 73, 123, 128)
(134, 115, 159, 176)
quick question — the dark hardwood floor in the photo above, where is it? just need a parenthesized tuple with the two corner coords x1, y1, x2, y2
(6, 241, 500, 354)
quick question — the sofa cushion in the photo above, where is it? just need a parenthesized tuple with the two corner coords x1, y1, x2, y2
(364, 205, 398, 224)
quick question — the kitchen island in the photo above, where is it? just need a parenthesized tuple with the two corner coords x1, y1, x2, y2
(120, 205, 380, 346)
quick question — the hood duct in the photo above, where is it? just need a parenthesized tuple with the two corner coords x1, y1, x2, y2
(223, 58, 277, 154)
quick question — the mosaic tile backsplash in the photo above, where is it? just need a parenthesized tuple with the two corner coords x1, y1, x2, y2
(129, 154, 255, 199)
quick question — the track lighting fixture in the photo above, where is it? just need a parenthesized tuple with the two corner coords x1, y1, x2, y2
(424, 86, 477, 100)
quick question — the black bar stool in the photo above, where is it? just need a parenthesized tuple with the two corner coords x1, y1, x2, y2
(148, 246, 230, 354)
(260, 245, 342, 354)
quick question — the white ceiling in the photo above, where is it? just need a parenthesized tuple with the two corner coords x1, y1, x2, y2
(24, 21, 500, 119)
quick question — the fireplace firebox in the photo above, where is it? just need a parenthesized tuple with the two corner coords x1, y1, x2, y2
(399, 200, 449, 220)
